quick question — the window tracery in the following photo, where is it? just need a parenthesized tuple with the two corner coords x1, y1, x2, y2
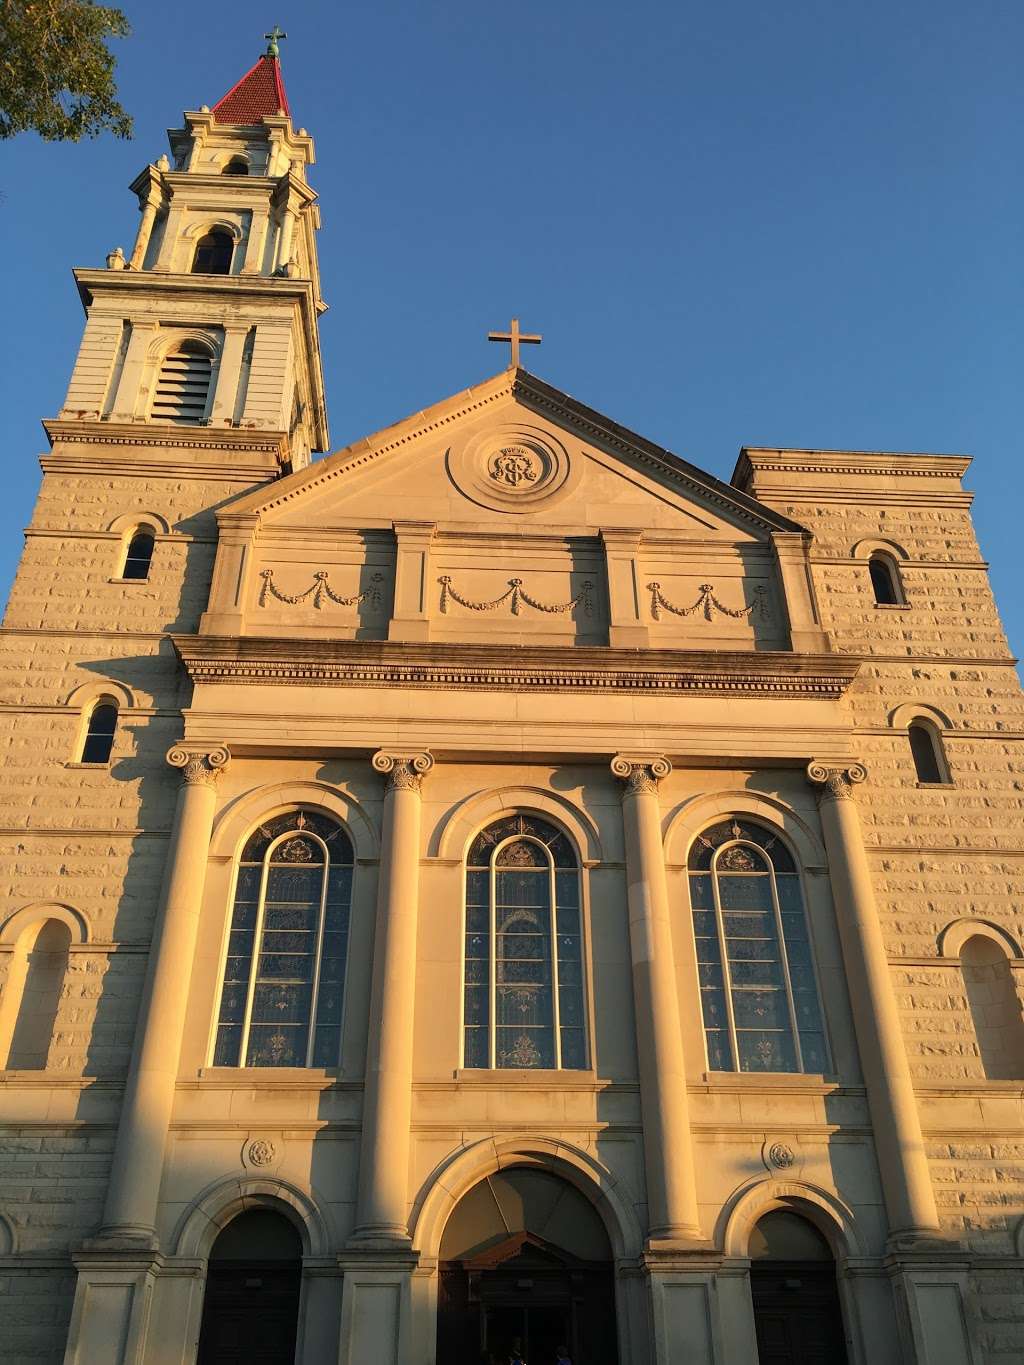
(688, 818, 828, 1074)
(213, 810, 353, 1068)
(464, 814, 587, 1071)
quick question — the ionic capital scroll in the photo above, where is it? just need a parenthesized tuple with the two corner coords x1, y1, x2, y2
(166, 744, 230, 787)
(372, 750, 433, 795)
(806, 760, 867, 804)
(610, 753, 672, 797)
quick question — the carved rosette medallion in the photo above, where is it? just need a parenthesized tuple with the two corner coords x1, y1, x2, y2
(806, 761, 867, 804)
(761, 1139, 797, 1172)
(372, 750, 434, 795)
(610, 754, 672, 797)
(447, 423, 580, 514)
(166, 744, 230, 787)
(242, 1136, 280, 1170)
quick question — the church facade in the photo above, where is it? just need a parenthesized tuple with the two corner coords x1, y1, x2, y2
(1, 47, 1023, 1365)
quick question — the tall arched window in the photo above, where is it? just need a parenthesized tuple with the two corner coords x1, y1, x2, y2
(868, 552, 904, 605)
(214, 810, 353, 1068)
(192, 228, 234, 274)
(688, 819, 828, 1074)
(3, 920, 71, 1070)
(908, 720, 950, 784)
(121, 529, 155, 580)
(464, 814, 587, 1071)
(79, 702, 117, 764)
(151, 341, 213, 424)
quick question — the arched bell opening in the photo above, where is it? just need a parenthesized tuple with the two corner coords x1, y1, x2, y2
(749, 1209, 849, 1364)
(196, 1209, 302, 1365)
(437, 1166, 618, 1365)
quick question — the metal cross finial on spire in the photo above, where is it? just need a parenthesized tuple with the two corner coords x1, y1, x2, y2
(488, 318, 542, 370)
(264, 25, 288, 57)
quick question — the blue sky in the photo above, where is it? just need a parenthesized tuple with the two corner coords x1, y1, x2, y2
(2, 0, 1021, 657)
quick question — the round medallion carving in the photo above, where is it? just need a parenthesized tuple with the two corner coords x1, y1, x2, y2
(446, 423, 580, 514)
(764, 1141, 796, 1170)
(244, 1138, 277, 1168)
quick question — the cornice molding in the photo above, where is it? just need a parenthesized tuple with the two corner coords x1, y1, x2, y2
(43, 417, 287, 456)
(172, 636, 859, 699)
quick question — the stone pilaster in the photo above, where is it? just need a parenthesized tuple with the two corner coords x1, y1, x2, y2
(611, 754, 702, 1244)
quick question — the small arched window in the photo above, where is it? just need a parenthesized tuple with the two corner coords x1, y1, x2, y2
(192, 229, 234, 274)
(222, 158, 249, 176)
(464, 814, 587, 1071)
(908, 720, 949, 785)
(121, 530, 155, 580)
(214, 810, 353, 1068)
(151, 341, 213, 425)
(868, 553, 904, 606)
(688, 819, 828, 1074)
(79, 702, 117, 764)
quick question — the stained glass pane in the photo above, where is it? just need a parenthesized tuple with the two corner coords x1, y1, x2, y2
(496, 839, 547, 868)
(737, 1030, 797, 1073)
(719, 876, 772, 911)
(496, 1027, 554, 1069)
(219, 810, 352, 1069)
(559, 1029, 587, 1069)
(213, 1024, 242, 1066)
(464, 1027, 489, 1068)
(705, 1029, 733, 1071)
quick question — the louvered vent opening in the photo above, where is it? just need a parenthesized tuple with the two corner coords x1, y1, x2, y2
(152, 343, 212, 424)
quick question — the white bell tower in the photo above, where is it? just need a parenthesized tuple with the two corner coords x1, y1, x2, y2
(56, 34, 329, 472)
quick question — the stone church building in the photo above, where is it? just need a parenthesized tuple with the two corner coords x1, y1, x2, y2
(2, 43, 1023, 1365)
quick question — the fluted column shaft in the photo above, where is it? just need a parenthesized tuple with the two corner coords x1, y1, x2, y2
(101, 744, 229, 1243)
(612, 755, 702, 1242)
(353, 750, 432, 1243)
(808, 762, 940, 1238)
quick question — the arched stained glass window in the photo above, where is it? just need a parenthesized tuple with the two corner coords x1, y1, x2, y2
(464, 814, 587, 1071)
(214, 810, 353, 1068)
(688, 819, 828, 1074)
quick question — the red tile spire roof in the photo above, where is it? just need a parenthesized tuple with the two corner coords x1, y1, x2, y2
(212, 55, 290, 124)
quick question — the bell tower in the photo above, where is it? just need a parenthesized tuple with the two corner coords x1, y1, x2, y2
(56, 35, 328, 471)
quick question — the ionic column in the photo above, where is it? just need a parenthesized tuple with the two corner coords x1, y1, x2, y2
(611, 755, 702, 1243)
(352, 750, 433, 1243)
(99, 744, 229, 1245)
(806, 762, 940, 1239)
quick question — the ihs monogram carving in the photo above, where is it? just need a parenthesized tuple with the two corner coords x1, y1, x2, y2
(372, 750, 434, 794)
(166, 744, 230, 787)
(610, 755, 672, 796)
(246, 1138, 277, 1167)
(490, 445, 538, 487)
(806, 761, 868, 803)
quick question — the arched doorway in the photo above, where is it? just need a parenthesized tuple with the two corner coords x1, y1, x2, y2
(196, 1208, 302, 1365)
(749, 1210, 849, 1364)
(437, 1167, 617, 1364)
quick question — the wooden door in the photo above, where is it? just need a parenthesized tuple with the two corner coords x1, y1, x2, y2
(750, 1263, 849, 1365)
(196, 1262, 301, 1365)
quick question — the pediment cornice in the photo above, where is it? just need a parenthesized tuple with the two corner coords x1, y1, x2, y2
(221, 368, 807, 539)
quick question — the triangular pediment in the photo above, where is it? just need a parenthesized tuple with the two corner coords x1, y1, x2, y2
(204, 370, 819, 653)
(227, 368, 801, 540)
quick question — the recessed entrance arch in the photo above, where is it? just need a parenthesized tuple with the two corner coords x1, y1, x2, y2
(196, 1208, 302, 1365)
(437, 1166, 618, 1364)
(749, 1210, 849, 1364)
